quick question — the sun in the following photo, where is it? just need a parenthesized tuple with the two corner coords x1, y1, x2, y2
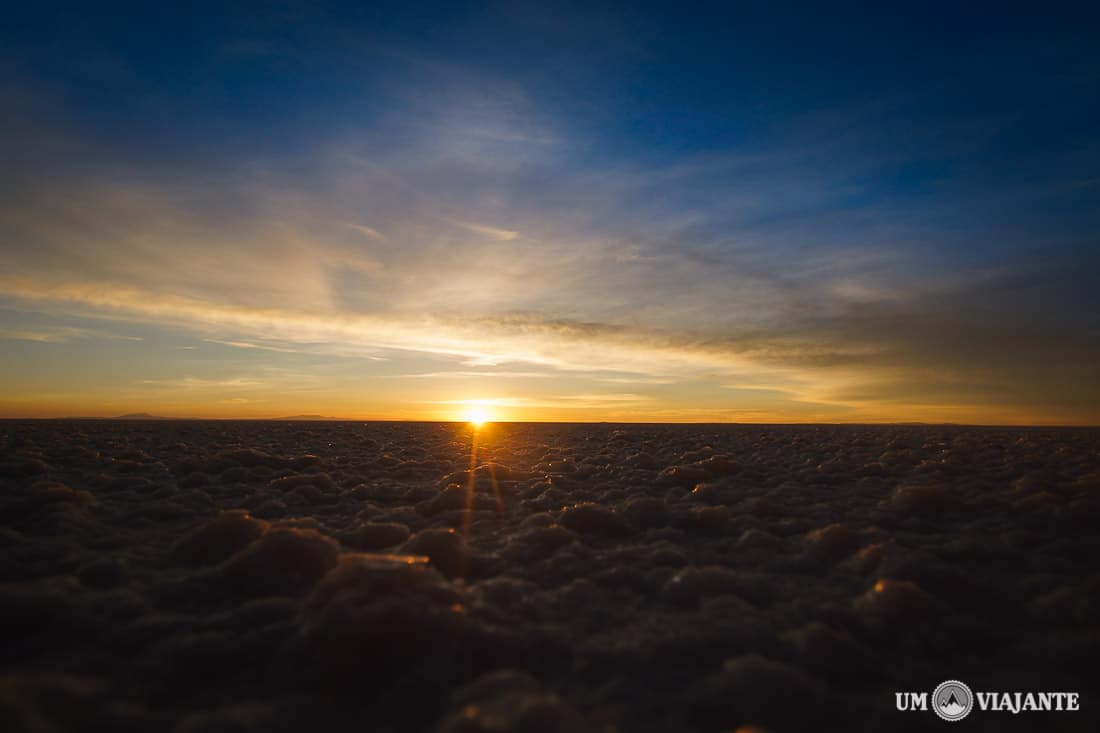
(463, 405, 491, 427)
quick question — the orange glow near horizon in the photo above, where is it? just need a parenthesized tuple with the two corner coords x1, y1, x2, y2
(461, 404, 492, 427)
(0, 277, 1095, 426)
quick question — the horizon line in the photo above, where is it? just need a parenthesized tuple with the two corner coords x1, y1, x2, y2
(2, 416, 1097, 429)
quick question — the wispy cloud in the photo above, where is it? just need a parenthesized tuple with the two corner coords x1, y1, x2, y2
(429, 393, 653, 410)
(345, 223, 387, 241)
(137, 377, 265, 389)
(452, 219, 520, 241)
(0, 326, 142, 343)
(394, 370, 559, 379)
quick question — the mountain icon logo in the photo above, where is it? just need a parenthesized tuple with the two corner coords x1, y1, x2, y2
(933, 680, 974, 721)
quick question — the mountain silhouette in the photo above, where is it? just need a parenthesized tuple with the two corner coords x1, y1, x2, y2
(939, 691, 967, 716)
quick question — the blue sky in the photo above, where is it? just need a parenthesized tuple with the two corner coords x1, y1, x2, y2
(1, 2, 1098, 422)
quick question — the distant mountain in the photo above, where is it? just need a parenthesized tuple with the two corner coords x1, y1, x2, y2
(271, 414, 342, 421)
(58, 413, 343, 421)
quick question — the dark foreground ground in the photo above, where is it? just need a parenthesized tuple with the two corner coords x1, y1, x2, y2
(1, 420, 1098, 732)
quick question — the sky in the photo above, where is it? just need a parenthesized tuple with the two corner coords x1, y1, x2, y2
(1, 2, 1098, 423)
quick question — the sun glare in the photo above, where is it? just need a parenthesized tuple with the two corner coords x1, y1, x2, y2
(463, 405, 491, 426)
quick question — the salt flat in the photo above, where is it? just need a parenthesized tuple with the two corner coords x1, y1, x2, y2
(1, 420, 1098, 732)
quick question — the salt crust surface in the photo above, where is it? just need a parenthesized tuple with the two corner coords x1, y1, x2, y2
(1, 421, 1098, 731)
